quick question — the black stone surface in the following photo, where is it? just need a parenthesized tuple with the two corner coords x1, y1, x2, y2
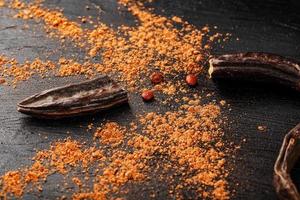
(0, 0, 300, 199)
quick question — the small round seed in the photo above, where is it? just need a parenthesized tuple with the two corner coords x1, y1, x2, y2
(186, 74, 197, 86)
(142, 90, 154, 101)
(150, 72, 163, 84)
(0, 78, 6, 84)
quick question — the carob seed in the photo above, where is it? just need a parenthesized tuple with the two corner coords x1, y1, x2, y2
(141, 90, 154, 101)
(150, 72, 163, 84)
(208, 52, 300, 91)
(186, 74, 198, 86)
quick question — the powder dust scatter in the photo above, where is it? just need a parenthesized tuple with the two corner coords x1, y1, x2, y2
(0, 0, 238, 199)
(94, 122, 125, 146)
(0, 138, 105, 199)
(0, 55, 96, 87)
(10, 0, 84, 42)
(2, 0, 228, 92)
(0, 98, 236, 200)
(257, 125, 267, 132)
(0, 0, 4, 7)
(0, 55, 56, 87)
(57, 58, 95, 77)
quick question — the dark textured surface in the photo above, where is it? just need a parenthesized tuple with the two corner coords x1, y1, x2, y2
(0, 0, 300, 199)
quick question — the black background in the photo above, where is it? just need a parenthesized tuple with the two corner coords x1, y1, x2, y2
(0, 0, 300, 199)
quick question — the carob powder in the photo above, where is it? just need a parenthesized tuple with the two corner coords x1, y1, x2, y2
(0, 0, 237, 199)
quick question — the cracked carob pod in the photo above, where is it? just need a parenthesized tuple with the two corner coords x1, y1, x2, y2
(274, 123, 300, 200)
(17, 75, 128, 119)
(208, 52, 300, 91)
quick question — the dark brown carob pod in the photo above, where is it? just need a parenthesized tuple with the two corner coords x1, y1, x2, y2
(17, 75, 128, 119)
(209, 52, 300, 199)
(209, 52, 300, 91)
(274, 123, 300, 200)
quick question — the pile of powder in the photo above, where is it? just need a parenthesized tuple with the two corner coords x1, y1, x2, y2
(4, 0, 227, 92)
(0, 139, 105, 198)
(0, 98, 234, 199)
(10, 1, 84, 42)
(94, 122, 125, 146)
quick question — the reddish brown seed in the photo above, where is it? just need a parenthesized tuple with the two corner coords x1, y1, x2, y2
(186, 74, 197, 86)
(141, 90, 154, 101)
(150, 72, 163, 84)
(0, 78, 5, 84)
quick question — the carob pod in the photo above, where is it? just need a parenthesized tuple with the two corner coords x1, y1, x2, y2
(208, 52, 300, 91)
(208, 52, 300, 199)
(274, 123, 300, 200)
(17, 75, 128, 119)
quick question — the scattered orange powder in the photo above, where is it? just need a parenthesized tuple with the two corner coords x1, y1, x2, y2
(0, 139, 105, 198)
(0, 98, 234, 199)
(57, 58, 94, 77)
(86, 99, 233, 199)
(11, 1, 84, 42)
(94, 122, 125, 146)
(171, 16, 183, 23)
(0, 0, 5, 7)
(72, 177, 83, 188)
(139, 101, 230, 199)
(0, 55, 97, 86)
(4, 0, 226, 92)
(24, 161, 49, 184)
(0, 171, 24, 198)
(0, 0, 236, 199)
(0, 55, 56, 86)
